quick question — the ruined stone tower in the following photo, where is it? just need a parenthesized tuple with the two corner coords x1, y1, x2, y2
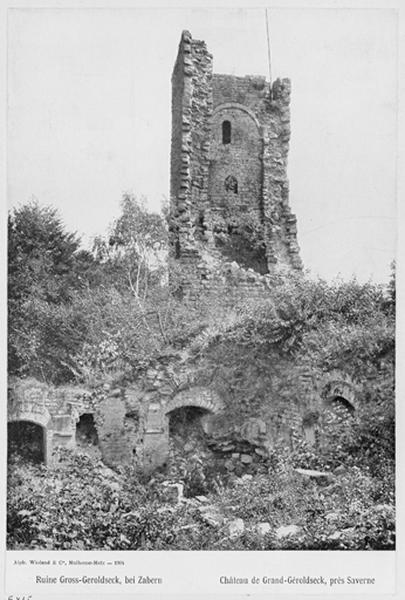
(7, 33, 361, 478)
(169, 30, 302, 301)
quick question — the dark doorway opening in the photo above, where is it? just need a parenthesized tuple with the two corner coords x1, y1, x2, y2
(8, 421, 45, 464)
(167, 406, 213, 496)
(76, 413, 98, 447)
(169, 406, 207, 438)
(168, 406, 212, 456)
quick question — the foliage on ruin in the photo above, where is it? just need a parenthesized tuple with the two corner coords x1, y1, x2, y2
(7, 199, 395, 551)
(8, 198, 169, 383)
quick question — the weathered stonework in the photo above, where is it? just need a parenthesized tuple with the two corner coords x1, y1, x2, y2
(8, 378, 91, 465)
(7, 34, 358, 474)
(169, 31, 302, 303)
(6, 371, 230, 471)
(7, 367, 358, 470)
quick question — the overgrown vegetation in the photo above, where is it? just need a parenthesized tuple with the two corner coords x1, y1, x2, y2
(8, 446, 394, 550)
(7, 198, 395, 550)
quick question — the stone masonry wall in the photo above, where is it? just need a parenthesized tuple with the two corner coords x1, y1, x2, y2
(262, 79, 302, 270)
(169, 31, 302, 303)
(211, 73, 302, 271)
(169, 30, 213, 260)
(208, 97, 265, 272)
(7, 379, 144, 468)
(8, 367, 358, 471)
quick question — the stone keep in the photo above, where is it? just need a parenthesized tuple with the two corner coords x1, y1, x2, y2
(169, 30, 302, 298)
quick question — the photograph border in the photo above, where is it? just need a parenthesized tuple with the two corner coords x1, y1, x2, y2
(1, 0, 403, 598)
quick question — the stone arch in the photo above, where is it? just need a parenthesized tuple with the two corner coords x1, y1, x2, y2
(143, 388, 225, 472)
(213, 103, 261, 132)
(321, 372, 358, 412)
(164, 387, 224, 415)
(8, 408, 51, 429)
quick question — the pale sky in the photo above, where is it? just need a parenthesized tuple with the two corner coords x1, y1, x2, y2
(7, 7, 397, 282)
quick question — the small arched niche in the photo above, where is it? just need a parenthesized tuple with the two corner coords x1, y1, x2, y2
(321, 375, 357, 417)
(327, 395, 355, 417)
(8, 420, 46, 464)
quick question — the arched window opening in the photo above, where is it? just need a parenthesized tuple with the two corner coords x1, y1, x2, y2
(222, 120, 231, 144)
(8, 421, 45, 464)
(225, 175, 238, 194)
(75, 413, 98, 447)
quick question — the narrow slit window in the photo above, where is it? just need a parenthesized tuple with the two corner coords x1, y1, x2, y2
(222, 120, 231, 144)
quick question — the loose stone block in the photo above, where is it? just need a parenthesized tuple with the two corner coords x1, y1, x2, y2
(256, 522, 272, 537)
(228, 518, 245, 538)
(275, 524, 301, 539)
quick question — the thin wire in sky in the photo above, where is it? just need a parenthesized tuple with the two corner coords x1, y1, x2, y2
(265, 8, 272, 85)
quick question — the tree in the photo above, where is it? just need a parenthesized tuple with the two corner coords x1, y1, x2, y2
(8, 201, 96, 379)
(93, 194, 167, 299)
(7, 201, 99, 305)
(8, 197, 169, 383)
